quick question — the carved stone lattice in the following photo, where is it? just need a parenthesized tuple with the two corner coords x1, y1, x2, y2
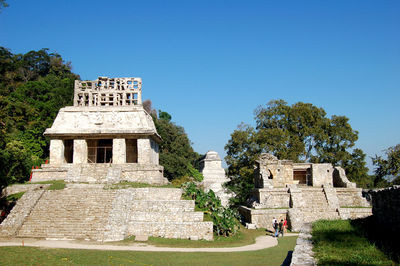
(74, 77, 142, 107)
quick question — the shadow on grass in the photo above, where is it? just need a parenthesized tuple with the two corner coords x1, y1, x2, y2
(281, 251, 292, 266)
(351, 216, 400, 263)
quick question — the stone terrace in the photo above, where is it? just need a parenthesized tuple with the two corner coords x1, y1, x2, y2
(1, 184, 213, 241)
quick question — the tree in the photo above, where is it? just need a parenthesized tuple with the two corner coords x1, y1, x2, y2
(372, 144, 400, 187)
(153, 110, 200, 180)
(225, 123, 258, 205)
(225, 100, 369, 205)
(142, 99, 157, 118)
(0, 47, 78, 187)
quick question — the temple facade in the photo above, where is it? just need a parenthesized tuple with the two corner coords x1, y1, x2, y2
(31, 77, 168, 184)
(240, 153, 371, 231)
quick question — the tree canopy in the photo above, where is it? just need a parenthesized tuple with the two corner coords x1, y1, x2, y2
(372, 144, 400, 187)
(225, 100, 371, 205)
(0, 47, 79, 187)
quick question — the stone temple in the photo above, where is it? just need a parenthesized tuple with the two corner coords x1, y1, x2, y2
(0, 77, 213, 241)
(31, 77, 167, 185)
(240, 153, 372, 231)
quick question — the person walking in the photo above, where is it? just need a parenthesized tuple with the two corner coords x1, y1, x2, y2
(274, 220, 279, 237)
(283, 218, 288, 234)
(272, 217, 277, 236)
(279, 219, 284, 237)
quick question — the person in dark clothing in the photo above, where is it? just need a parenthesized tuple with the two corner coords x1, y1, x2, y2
(278, 219, 284, 237)
(273, 220, 279, 237)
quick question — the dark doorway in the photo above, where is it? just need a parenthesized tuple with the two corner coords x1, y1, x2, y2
(64, 139, 73, 163)
(126, 139, 138, 163)
(87, 139, 113, 163)
(293, 170, 307, 185)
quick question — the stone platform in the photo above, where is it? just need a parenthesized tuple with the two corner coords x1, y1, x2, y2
(240, 186, 372, 231)
(0, 184, 213, 241)
(31, 163, 167, 185)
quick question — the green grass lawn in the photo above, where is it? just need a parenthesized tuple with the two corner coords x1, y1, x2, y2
(312, 219, 396, 265)
(116, 227, 267, 248)
(0, 236, 296, 265)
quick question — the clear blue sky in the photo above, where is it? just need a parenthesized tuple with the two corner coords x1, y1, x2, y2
(1, 0, 399, 171)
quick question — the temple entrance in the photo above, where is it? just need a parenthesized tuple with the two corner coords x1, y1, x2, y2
(126, 139, 138, 163)
(63, 139, 73, 163)
(293, 169, 308, 185)
(87, 139, 113, 163)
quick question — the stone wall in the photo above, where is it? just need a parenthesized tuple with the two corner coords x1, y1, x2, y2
(335, 188, 370, 207)
(338, 207, 372, 219)
(251, 188, 290, 208)
(333, 167, 356, 188)
(239, 206, 287, 231)
(0, 189, 46, 236)
(32, 164, 168, 185)
(369, 186, 400, 236)
(311, 163, 333, 187)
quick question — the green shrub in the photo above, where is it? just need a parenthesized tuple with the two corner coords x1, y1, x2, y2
(182, 182, 239, 237)
(187, 164, 204, 182)
(171, 176, 194, 187)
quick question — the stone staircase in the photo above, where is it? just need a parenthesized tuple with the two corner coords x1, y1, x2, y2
(10, 184, 213, 241)
(17, 185, 117, 240)
(299, 187, 339, 223)
(288, 187, 340, 230)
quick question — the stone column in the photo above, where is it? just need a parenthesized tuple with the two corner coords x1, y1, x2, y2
(49, 139, 65, 165)
(137, 138, 151, 164)
(113, 138, 126, 164)
(73, 139, 88, 164)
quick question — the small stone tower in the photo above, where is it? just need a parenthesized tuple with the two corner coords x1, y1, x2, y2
(200, 151, 233, 206)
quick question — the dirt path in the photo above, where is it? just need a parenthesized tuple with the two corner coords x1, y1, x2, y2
(0, 235, 296, 253)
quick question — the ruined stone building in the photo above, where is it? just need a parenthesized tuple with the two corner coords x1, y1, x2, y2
(31, 77, 167, 185)
(240, 153, 372, 231)
(0, 77, 213, 241)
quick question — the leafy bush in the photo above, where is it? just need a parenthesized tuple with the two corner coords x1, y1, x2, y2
(171, 176, 193, 187)
(182, 182, 239, 237)
(187, 163, 204, 182)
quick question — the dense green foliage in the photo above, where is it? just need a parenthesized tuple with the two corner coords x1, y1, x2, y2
(312, 219, 396, 265)
(187, 163, 204, 182)
(372, 144, 400, 187)
(225, 100, 371, 205)
(0, 47, 79, 187)
(183, 182, 240, 237)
